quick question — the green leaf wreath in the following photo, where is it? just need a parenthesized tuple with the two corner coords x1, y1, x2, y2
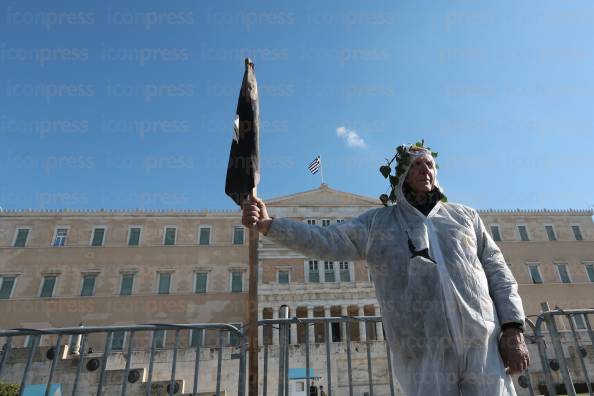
(378, 139, 446, 206)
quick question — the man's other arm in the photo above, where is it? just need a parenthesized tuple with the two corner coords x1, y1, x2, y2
(473, 210, 525, 327)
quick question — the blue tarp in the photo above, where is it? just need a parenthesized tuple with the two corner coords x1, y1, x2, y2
(23, 384, 62, 396)
(288, 368, 320, 379)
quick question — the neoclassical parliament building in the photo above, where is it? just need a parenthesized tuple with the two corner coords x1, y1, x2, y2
(0, 184, 593, 394)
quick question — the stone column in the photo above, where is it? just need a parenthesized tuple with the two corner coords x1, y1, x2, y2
(273, 306, 280, 346)
(341, 304, 348, 343)
(358, 304, 367, 342)
(324, 305, 332, 343)
(258, 260, 263, 285)
(290, 306, 297, 345)
(307, 306, 315, 344)
(374, 304, 384, 341)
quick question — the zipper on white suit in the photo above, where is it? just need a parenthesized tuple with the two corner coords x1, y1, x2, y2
(426, 216, 465, 371)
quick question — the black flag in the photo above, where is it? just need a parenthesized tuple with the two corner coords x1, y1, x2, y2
(225, 58, 260, 206)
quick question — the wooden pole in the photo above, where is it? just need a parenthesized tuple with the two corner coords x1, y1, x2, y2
(247, 189, 259, 396)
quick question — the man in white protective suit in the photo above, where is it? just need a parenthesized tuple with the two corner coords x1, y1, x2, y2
(242, 143, 530, 396)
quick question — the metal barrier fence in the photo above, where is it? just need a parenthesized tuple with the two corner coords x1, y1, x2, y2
(260, 313, 393, 396)
(1, 308, 592, 395)
(519, 307, 594, 396)
(0, 315, 388, 396)
(0, 323, 246, 396)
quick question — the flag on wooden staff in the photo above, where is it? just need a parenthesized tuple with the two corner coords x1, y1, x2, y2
(225, 58, 261, 396)
(225, 58, 260, 206)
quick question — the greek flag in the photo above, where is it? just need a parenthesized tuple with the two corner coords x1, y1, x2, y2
(308, 156, 321, 175)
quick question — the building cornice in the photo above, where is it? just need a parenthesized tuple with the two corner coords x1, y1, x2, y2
(0, 208, 241, 218)
(478, 209, 593, 216)
(2, 208, 591, 218)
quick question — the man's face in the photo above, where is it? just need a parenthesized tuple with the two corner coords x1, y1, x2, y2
(405, 155, 436, 194)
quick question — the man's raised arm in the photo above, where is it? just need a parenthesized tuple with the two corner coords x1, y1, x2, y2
(242, 195, 378, 261)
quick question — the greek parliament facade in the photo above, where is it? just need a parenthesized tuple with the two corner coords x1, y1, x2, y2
(0, 184, 593, 394)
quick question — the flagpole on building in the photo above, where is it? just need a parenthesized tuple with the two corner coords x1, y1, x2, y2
(319, 154, 324, 184)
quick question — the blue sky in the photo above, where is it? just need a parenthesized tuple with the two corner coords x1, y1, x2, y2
(1, 1, 593, 211)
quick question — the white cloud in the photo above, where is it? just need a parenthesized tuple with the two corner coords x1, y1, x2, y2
(336, 126, 367, 148)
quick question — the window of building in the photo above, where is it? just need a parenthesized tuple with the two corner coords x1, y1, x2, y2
(324, 261, 335, 282)
(278, 270, 290, 284)
(153, 330, 166, 349)
(52, 228, 69, 247)
(572, 314, 588, 330)
(91, 227, 106, 246)
(306, 219, 316, 225)
(336, 219, 345, 223)
(545, 225, 557, 241)
(0, 276, 16, 299)
(555, 263, 571, 283)
(13, 228, 30, 247)
(489, 225, 502, 242)
(190, 328, 204, 347)
(120, 273, 135, 295)
(40, 275, 57, 297)
(164, 227, 177, 246)
(585, 263, 594, 282)
(296, 382, 305, 392)
(194, 272, 208, 293)
(128, 227, 142, 246)
(571, 225, 583, 241)
(339, 262, 351, 282)
(517, 225, 529, 241)
(308, 260, 319, 283)
(233, 226, 244, 245)
(199, 226, 211, 245)
(573, 314, 587, 330)
(68, 334, 81, 353)
(111, 331, 126, 351)
(231, 271, 243, 292)
(527, 264, 543, 284)
(157, 273, 172, 294)
(321, 219, 331, 227)
(80, 274, 97, 297)
(229, 323, 241, 347)
(24, 336, 39, 348)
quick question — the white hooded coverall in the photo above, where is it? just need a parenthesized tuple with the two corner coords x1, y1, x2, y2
(264, 150, 525, 396)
